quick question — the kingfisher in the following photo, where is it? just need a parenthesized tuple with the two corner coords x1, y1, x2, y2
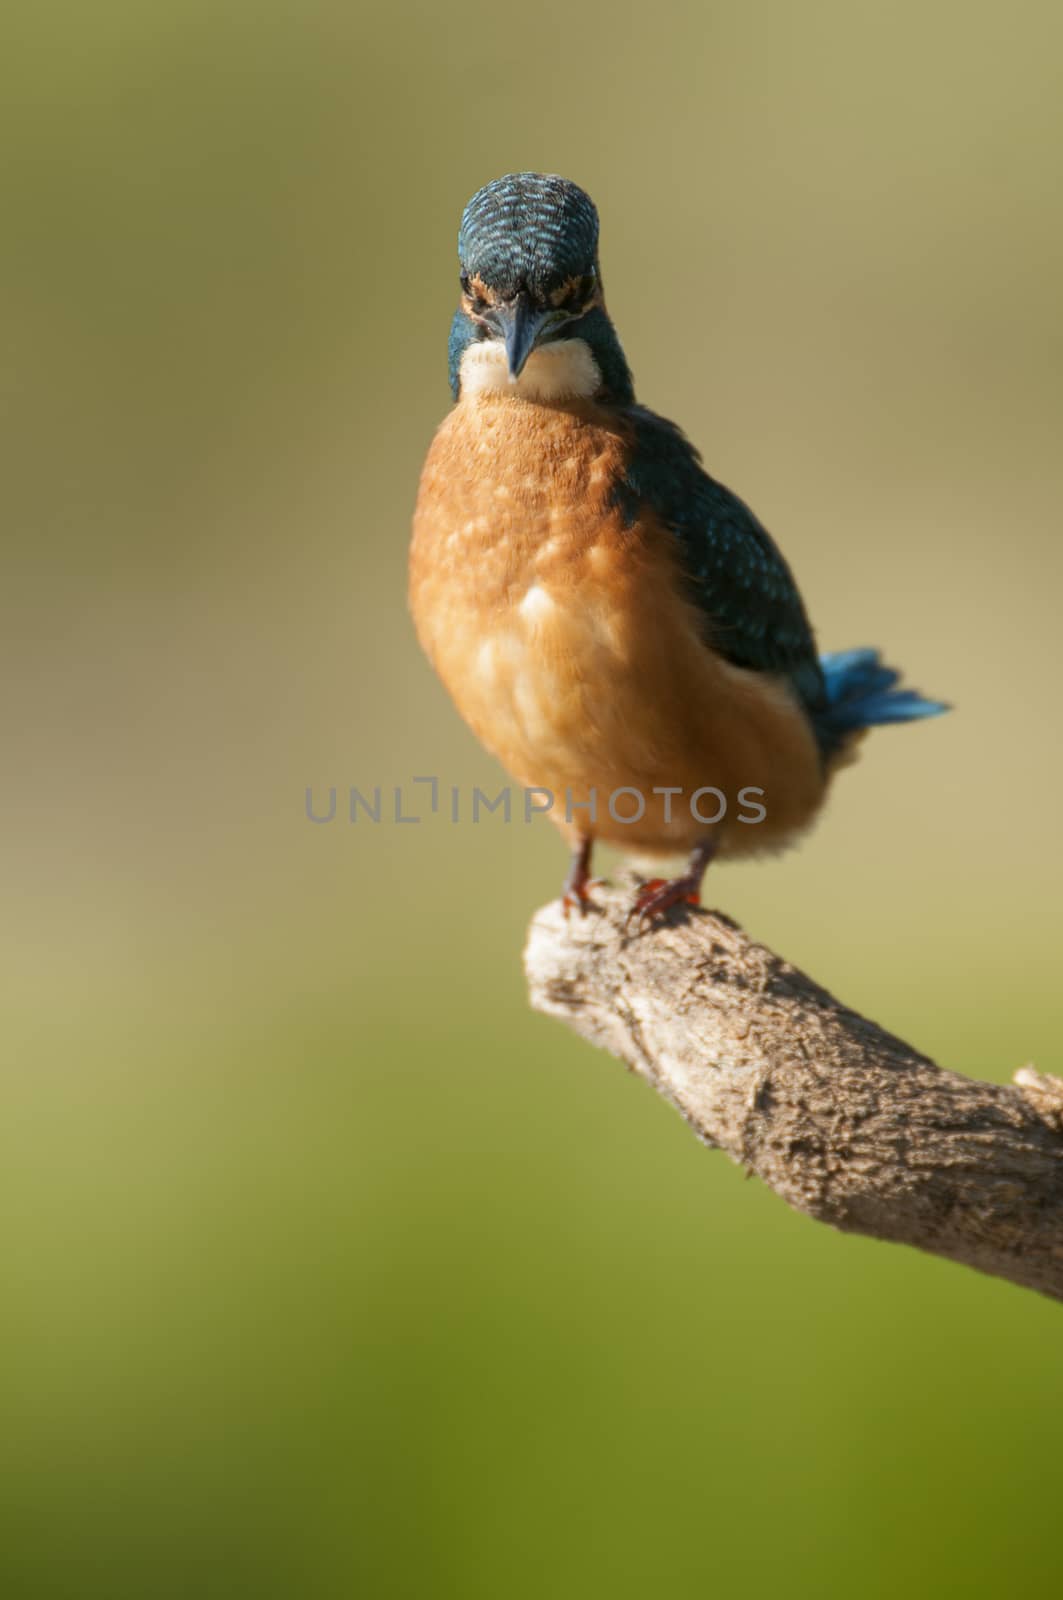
(409, 173, 948, 922)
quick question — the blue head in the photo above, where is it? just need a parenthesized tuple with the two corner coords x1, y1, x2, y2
(448, 173, 632, 402)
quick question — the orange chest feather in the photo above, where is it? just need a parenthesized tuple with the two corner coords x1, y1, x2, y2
(408, 394, 826, 854)
(409, 395, 636, 611)
(408, 395, 687, 761)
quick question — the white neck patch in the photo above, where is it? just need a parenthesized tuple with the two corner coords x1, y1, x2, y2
(459, 337, 601, 402)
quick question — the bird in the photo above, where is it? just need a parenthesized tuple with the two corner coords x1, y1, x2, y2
(409, 172, 948, 923)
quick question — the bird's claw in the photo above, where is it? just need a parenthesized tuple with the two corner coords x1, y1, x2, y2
(626, 875, 701, 931)
(561, 877, 605, 918)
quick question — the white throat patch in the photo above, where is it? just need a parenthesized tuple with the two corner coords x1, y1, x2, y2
(459, 337, 601, 402)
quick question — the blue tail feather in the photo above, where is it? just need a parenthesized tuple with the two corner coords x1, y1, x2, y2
(814, 647, 949, 755)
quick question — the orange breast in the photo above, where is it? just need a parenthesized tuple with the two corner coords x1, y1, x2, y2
(409, 393, 827, 858)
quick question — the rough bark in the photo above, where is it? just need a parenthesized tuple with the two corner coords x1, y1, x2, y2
(524, 886, 1063, 1301)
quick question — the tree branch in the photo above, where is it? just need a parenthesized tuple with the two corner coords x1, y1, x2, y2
(524, 885, 1063, 1301)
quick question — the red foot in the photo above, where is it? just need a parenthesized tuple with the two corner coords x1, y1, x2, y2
(561, 839, 600, 919)
(627, 875, 702, 929)
(562, 876, 604, 918)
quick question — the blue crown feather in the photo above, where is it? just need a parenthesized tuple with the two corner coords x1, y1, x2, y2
(458, 173, 599, 293)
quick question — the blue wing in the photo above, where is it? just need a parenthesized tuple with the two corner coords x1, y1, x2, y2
(615, 406, 827, 715)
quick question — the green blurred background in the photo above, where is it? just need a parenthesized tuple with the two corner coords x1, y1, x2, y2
(3, 1, 1062, 1594)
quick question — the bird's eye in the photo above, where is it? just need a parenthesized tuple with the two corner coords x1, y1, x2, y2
(460, 272, 490, 316)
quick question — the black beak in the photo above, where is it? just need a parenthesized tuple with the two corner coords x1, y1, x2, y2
(496, 292, 550, 379)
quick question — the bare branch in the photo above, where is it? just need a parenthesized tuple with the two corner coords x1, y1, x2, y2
(524, 885, 1063, 1301)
